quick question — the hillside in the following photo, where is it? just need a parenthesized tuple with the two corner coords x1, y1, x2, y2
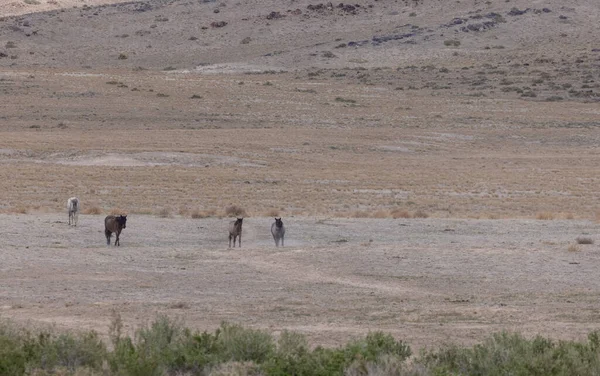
(0, 0, 597, 70)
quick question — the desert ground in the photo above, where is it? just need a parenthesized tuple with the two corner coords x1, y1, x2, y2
(2, 214, 600, 350)
(1, 0, 600, 350)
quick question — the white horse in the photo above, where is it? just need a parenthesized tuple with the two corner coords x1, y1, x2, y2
(67, 197, 79, 226)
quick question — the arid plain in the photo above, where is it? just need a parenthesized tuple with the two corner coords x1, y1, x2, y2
(1, 0, 600, 349)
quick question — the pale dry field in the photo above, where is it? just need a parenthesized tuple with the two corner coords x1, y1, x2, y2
(1, 69, 600, 219)
(1, 213, 599, 350)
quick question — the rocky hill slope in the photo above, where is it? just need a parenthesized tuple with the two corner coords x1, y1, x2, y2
(1, 0, 598, 72)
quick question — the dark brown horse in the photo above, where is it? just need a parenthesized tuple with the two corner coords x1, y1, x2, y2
(228, 218, 243, 248)
(105, 215, 127, 246)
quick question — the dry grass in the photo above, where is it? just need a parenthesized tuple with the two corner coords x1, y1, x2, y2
(567, 244, 580, 252)
(157, 207, 171, 218)
(168, 301, 190, 309)
(264, 208, 280, 217)
(390, 209, 412, 219)
(413, 210, 429, 219)
(109, 208, 128, 215)
(83, 206, 103, 215)
(371, 210, 389, 219)
(9, 206, 29, 214)
(576, 236, 594, 245)
(350, 210, 371, 218)
(2, 70, 600, 221)
(225, 205, 247, 218)
(536, 212, 555, 220)
(191, 209, 216, 219)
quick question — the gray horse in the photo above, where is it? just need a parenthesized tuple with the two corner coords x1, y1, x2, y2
(67, 197, 79, 226)
(105, 215, 127, 246)
(229, 218, 243, 248)
(271, 217, 285, 247)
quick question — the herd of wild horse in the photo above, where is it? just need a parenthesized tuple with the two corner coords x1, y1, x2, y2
(67, 197, 286, 248)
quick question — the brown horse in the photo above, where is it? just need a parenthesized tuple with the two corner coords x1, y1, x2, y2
(105, 215, 127, 246)
(228, 218, 243, 248)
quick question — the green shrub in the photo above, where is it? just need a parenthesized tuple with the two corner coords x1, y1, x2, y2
(218, 322, 275, 363)
(444, 39, 461, 47)
(28, 331, 107, 371)
(0, 333, 26, 375)
(262, 331, 345, 376)
(3, 316, 600, 375)
(418, 331, 600, 375)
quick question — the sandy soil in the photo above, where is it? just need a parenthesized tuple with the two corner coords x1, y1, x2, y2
(1, 213, 599, 349)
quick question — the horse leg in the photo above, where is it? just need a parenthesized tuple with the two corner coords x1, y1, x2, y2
(281, 235, 284, 247)
(229, 234, 232, 248)
(115, 230, 120, 246)
(238, 234, 241, 248)
(105, 230, 111, 245)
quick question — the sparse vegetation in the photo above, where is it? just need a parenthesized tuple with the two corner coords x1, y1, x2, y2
(568, 244, 580, 252)
(334, 97, 356, 103)
(2, 316, 600, 375)
(225, 205, 246, 217)
(157, 207, 171, 218)
(576, 236, 594, 245)
(521, 91, 538, 98)
(413, 210, 429, 219)
(109, 208, 127, 215)
(390, 209, 411, 219)
(295, 88, 317, 93)
(264, 208, 280, 217)
(536, 212, 554, 220)
(444, 39, 461, 47)
(191, 208, 217, 219)
(83, 206, 102, 215)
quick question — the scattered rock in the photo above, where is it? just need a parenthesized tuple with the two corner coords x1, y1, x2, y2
(240, 36, 251, 44)
(372, 32, 415, 44)
(507, 7, 528, 16)
(337, 3, 357, 13)
(460, 21, 497, 33)
(266, 11, 284, 20)
(134, 3, 152, 12)
(210, 21, 227, 28)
